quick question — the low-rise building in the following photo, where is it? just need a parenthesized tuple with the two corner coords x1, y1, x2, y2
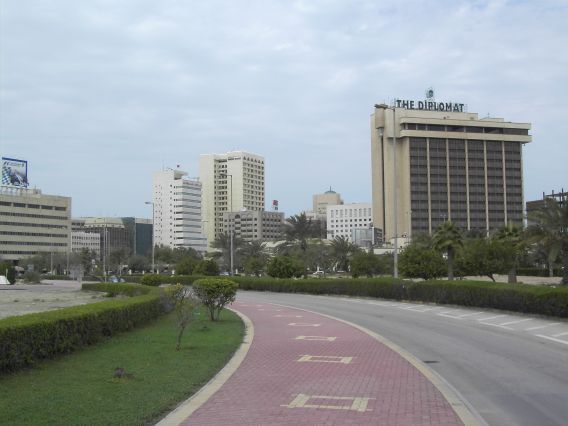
(0, 187, 71, 262)
(327, 203, 373, 242)
(223, 210, 285, 242)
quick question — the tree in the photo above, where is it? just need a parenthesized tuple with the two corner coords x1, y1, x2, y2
(210, 232, 243, 272)
(127, 255, 149, 273)
(267, 256, 304, 278)
(109, 248, 129, 275)
(350, 252, 383, 278)
(456, 237, 512, 282)
(194, 259, 220, 276)
(527, 198, 568, 285)
(164, 284, 201, 350)
(176, 257, 199, 275)
(399, 243, 446, 280)
(79, 248, 98, 274)
(284, 213, 314, 253)
(244, 257, 265, 277)
(431, 221, 464, 281)
(494, 223, 525, 283)
(330, 236, 360, 271)
(193, 278, 238, 321)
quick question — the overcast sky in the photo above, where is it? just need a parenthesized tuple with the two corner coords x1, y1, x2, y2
(1, 0, 567, 219)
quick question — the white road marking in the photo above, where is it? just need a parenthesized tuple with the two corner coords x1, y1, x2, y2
(536, 335, 568, 346)
(552, 331, 568, 338)
(478, 315, 507, 322)
(456, 311, 485, 318)
(498, 318, 533, 327)
(526, 323, 560, 331)
(482, 323, 514, 330)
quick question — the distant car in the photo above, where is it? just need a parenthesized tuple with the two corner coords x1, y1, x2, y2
(219, 272, 230, 276)
(109, 276, 125, 283)
(312, 270, 324, 276)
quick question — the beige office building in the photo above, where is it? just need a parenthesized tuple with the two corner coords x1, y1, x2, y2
(371, 99, 531, 243)
(312, 189, 343, 219)
(223, 210, 284, 242)
(199, 151, 265, 244)
(0, 187, 71, 262)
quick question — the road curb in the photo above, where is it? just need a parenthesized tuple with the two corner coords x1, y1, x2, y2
(156, 307, 254, 426)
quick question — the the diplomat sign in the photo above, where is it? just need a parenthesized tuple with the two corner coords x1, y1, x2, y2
(395, 99, 466, 112)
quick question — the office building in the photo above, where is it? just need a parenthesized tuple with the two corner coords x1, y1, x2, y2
(327, 203, 372, 241)
(223, 210, 284, 242)
(152, 169, 207, 253)
(0, 187, 71, 262)
(313, 189, 343, 219)
(199, 151, 265, 244)
(371, 97, 531, 243)
(71, 231, 100, 255)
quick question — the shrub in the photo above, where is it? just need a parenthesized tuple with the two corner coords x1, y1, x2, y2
(0, 283, 164, 373)
(164, 284, 201, 350)
(267, 256, 304, 278)
(23, 271, 41, 284)
(194, 260, 220, 276)
(350, 252, 383, 278)
(175, 257, 198, 275)
(193, 278, 238, 321)
(399, 244, 446, 280)
(140, 274, 163, 286)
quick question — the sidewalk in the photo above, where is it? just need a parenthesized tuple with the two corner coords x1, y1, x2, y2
(163, 299, 474, 425)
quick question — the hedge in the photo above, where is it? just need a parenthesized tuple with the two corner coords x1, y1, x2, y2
(124, 274, 208, 286)
(231, 276, 568, 318)
(0, 283, 165, 373)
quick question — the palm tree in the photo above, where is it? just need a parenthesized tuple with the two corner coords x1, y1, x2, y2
(239, 240, 269, 263)
(495, 223, 525, 284)
(431, 221, 463, 281)
(210, 232, 244, 272)
(527, 199, 568, 285)
(330, 236, 360, 272)
(284, 213, 314, 253)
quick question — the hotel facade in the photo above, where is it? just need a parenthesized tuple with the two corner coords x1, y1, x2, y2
(371, 98, 531, 243)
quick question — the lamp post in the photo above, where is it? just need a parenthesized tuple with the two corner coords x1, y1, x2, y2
(145, 201, 155, 274)
(392, 106, 399, 279)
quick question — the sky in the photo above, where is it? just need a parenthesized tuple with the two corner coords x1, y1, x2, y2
(1, 0, 567, 219)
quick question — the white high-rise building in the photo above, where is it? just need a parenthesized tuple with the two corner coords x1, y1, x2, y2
(152, 169, 207, 253)
(199, 151, 265, 244)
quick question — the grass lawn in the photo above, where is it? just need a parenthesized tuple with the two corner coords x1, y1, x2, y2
(0, 307, 244, 425)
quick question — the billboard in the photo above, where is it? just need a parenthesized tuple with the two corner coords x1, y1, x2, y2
(1, 157, 29, 188)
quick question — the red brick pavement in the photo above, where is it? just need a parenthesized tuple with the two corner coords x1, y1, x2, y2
(181, 299, 464, 426)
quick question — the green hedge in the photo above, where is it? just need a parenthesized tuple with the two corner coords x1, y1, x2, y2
(232, 276, 568, 318)
(124, 274, 208, 286)
(516, 267, 562, 277)
(0, 283, 165, 373)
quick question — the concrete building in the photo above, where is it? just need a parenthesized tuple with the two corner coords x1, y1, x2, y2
(371, 98, 531, 243)
(223, 210, 284, 242)
(313, 189, 343, 219)
(152, 169, 207, 253)
(199, 151, 265, 244)
(71, 231, 100, 256)
(81, 217, 131, 261)
(0, 187, 71, 262)
(327, 203, 373, 242)
(526, 189, 567, 226)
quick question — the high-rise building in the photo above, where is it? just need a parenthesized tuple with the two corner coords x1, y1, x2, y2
(371, 98, 531, 243)
(199, 151, 265, 244)
(152, 169, 207, 253)
(0, 187, 71, 262)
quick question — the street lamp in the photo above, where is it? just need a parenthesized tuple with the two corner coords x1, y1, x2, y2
(220, 173, 234, 275)
(391, 106, 399, 279)
(145, 201, 155, 274)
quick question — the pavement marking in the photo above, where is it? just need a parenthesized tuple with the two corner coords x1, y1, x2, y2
(498, 318, 533, 327)
(297, 355, 354, 364)
(282, 394, 374, 412)
(455, 311, 485, 318)
(295, 336, 337, 341)
(536, 334, 568, 346)
(552, 331, 568, 338)
(482, 323, 514, 330)
(274, 314, 303, 318)
(478, 314, 507, 322)
(268, 302, 486, 426)
(156, 308, 254, 426)
(526, 323, 560, 331)
(288, 322, 321, 327)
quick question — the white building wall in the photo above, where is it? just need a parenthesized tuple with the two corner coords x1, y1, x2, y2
(326, 203, 373, 241)
(71, 232, 100, 255)
(152, 169, 207, 253)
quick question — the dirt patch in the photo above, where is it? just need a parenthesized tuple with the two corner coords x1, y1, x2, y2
(0, 280, 106, 319)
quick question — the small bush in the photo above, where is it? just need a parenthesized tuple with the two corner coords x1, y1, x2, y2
(193, 260, 220, 276)
(193, 278, 238, 321)
(140, 274, 163, 286)
(23, 271, 41, 284)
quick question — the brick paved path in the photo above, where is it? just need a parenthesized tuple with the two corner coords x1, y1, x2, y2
(181, 299, 464, 425)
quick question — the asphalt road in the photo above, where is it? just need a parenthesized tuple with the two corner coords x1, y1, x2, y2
(237, 291, 568, 426)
